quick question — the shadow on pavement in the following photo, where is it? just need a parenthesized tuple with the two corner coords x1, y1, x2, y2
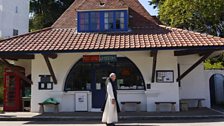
(23, 118, 224, 125)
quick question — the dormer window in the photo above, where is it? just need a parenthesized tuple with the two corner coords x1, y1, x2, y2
(77, 10, 128, 32)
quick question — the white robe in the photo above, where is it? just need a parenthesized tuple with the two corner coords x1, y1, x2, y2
(102, 82, 118, 124)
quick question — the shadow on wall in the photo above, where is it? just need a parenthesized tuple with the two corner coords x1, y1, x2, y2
(209, 74, 224, 106)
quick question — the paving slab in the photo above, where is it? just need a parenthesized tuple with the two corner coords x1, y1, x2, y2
(0, 108, 223, 121)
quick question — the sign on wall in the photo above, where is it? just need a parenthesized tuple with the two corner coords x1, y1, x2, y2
(38, 75, 53, 90)
(83, 55, 117, 63)
(75, 93, 88, 111)
(156, 70, 174, 83)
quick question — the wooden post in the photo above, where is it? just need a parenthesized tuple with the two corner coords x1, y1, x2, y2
(176, 51, 213, 82)
(0, 54, 34, 60)
(174, 49, 220, 56)
(151, 50, 158, 83)
(177, 64, 181, 87)
(42, 55, 57, 84)
(44, 53, 58, 59)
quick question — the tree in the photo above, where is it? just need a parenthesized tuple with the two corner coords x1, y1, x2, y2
(150, 0, 224, 69)
(30, 0, 74, 31)
(150, 0, 224, 37)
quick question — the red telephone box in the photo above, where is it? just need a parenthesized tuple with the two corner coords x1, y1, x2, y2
(3, 67, 24, 111)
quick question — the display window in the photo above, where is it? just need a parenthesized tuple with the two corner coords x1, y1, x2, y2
(64, 57, 145, 91)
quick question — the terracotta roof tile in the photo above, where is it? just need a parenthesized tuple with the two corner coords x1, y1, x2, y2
(0, 0, 224, 53)
(0, 26, 224, 53)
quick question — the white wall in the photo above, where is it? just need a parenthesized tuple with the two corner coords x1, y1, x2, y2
(31, 51, 180, 112)
(146, 51, 180, 111)
(0, 0, 3, 38)
(0, 0, 29, 38)
(31, 52, 150, 112)
(178, 55, 210, 107)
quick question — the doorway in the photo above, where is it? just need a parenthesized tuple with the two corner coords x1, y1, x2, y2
(3, 67, 24, 111)
(92, 62, 115, 108)
(209, 74, 224, 107)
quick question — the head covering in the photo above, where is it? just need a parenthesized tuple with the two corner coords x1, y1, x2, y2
(109, 73, 116, 78)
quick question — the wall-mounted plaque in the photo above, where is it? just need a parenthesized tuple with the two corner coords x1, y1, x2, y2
(38, 75, 53, 90)
(156, 70, 174, 83)
(39, 82, 53, 90)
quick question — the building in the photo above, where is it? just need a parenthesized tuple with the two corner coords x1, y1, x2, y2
(0, 0, 29, 38)
(0, 0, 224, 112)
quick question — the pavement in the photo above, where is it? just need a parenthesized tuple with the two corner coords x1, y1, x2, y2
(1, 119, 224, 126)
(0, 108, 224, 121)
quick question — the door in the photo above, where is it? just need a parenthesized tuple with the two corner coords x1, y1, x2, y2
(209, 74, 224, 106)
(92, 63, 115, 108)
(3, 68, 22, 111)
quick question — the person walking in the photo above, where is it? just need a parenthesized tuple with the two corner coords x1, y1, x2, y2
(102, 73, 120, 126)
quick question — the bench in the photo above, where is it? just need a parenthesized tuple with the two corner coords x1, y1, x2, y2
(180, 98, 205, 111)
(39, 98, 60, 113)
(155, 102, 176, 112)
(120, 101, 141, 112)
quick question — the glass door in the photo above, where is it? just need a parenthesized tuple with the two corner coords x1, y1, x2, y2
(92, 62, 115, 108)
(3, 69, 22, 111)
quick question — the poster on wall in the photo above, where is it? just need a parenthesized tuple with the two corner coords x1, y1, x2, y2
(156, 70, 174, 83)
(75, 93, 88, 111)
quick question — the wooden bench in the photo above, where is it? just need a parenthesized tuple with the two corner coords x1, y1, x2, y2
(155, 102, 176, 112)
(39, 98, 60, 113)
(180, 98, 205, 111)
(121, 101, 141, 112)
(39, 103, 59, 113)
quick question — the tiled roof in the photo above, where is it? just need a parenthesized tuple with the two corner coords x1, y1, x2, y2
(0, 0, 223, 53)
(0, 26, 223, 53)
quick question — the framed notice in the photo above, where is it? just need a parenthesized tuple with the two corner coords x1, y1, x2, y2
(156, 70, 174, 83)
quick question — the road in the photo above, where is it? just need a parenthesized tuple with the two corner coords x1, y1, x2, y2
(1, 119, 224, 126)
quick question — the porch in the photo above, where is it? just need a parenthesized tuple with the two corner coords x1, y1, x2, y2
(0, 108, 223, 121)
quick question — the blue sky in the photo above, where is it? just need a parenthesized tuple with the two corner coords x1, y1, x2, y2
(139, 0, 158, 16)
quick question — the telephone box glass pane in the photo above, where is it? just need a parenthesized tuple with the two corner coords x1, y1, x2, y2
(6, 75, 16, 106)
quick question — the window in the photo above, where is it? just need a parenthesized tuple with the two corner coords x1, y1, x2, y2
(78, 10, 128, 32)
(79, 12, 89, 31)
(64, 63, 92, 91)
(116, 58, 145, 90)
(115, 11, 125, 29)
(90, 12, 100, 31)
(64, 57, 145, 91)
(15, 6, 18, 13)
(13, 29, 18, 36)
(104, 12, 114, 30)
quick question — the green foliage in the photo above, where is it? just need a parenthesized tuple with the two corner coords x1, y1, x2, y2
(29, 0, 74, 31)
(204, 54, 224, 70)
(204, 60, 224, 70)
(150, 0, 224, 66)
(150, 0, 224, 37)
(149, 0, 165, 8)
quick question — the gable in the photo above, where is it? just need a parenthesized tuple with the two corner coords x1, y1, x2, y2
(77, 0, 128, 11)
(52, 0, 159, 29)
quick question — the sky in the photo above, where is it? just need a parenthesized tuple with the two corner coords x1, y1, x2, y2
(139, 0, 158, 16)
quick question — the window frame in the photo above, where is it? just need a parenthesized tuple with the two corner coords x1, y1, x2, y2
(77, 10, 128, 32)
(64, 57, 145, 91)
(13, 29, 19, 36)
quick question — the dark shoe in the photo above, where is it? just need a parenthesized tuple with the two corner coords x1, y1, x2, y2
(106, 123, 115, 126)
